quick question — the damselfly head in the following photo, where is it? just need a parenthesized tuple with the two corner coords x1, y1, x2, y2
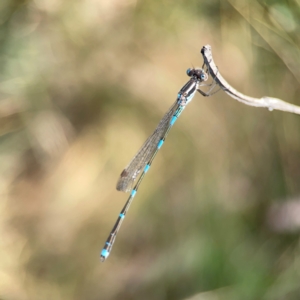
(186, 68, 194, 77)
(186, 68, 208, 82)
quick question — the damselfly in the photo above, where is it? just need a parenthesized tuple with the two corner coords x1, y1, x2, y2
(101, 66, 215, 262)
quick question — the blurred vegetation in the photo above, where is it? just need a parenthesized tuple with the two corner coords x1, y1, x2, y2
(0, 0, 300, 299)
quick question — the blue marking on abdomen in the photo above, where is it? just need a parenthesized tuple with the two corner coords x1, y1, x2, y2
(101, 249, 109, 258)
(157, 139, 164, 149)
(144, 164, 150, 173)
(170, 116, 177, 125)
(131, 190, 137, 197)
(119, 213, 125, 219)
(106, 242, 111, 246)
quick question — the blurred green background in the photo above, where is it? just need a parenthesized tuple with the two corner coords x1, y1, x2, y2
(1, 0, 300, 299)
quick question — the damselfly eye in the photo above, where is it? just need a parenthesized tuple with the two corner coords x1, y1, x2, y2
(200, 73, 207, 80)
(186, 68, 194, 77)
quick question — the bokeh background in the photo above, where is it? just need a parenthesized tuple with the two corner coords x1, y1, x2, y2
(1, 0, 300, 299)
